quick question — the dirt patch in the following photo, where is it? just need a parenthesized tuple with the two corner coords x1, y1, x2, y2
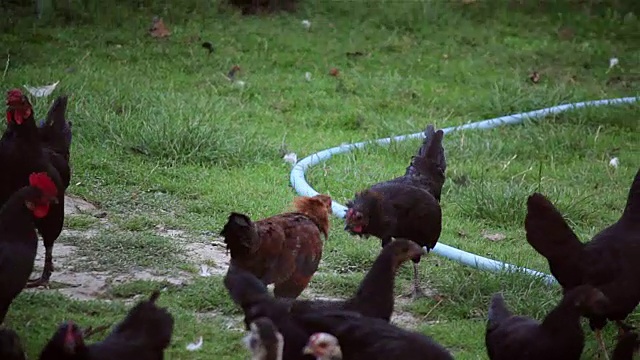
(64, 195, 100, 216)
(153, 228, 230, 276)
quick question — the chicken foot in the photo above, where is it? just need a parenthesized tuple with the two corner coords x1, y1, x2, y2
(26, 245, 54, 289)
(595, 329, 610, 360)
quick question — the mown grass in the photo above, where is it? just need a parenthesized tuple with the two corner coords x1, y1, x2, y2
(2, 0, 640, 358)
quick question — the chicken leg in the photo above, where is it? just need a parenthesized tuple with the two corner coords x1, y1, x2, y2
(595, 329, 610, 360)
(26, 246, 53, 288)
(411, 262, 426, 300)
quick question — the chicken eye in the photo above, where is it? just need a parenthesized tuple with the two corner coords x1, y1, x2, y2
(317, 342, 328, 349)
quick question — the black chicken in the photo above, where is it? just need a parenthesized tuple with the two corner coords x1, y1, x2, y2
(289, 239, 425, 322)
(224, 264, 314, 360)
(297, 310, 454, 360)
(524, 167, 640, 358)
(2, 90, 72, 288)
(0, 327, 27, 360)
(612, 332, 639, 360)
(485, 285, 609, 360)
(0, 172, 58, 323)
(344, 124, 446, 299)
(38, 290, 174, 360)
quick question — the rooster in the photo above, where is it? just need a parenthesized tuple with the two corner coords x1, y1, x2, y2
(220, 194, 332, 299)
(38, 290, 174, 360)
(344, 124, 446, 299)
(524, 167, 640, 359)
(2, 89, 71, 288)
(0, 172, 58, 323)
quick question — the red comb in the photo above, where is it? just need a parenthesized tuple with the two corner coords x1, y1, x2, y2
(29, 172, 58, 198)
(6, 89, 25, 105)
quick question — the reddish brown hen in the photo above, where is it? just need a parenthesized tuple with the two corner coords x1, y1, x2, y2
(221, 194, 332, 299)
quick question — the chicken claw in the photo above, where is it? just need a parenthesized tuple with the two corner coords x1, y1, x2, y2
(26, 247, 54, 288)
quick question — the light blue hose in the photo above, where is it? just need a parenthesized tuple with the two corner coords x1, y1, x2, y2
(290, 97, 639, 286)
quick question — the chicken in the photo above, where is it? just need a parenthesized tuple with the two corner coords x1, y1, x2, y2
(0, 327, 26, 360)
(38, 290, 174, 360)
(220, 194, 332, 299)
(612, 332, 639, 360)
(303, 332, 342, 360)
(243, 317, 284, 360)
(224, 264, 314, 360)
(0, 172, 58, 323)
(289, 239, 425, 322)
(296, 310, 454, 360)
(524, 167, 640, 358)
(2, 89, 72, 288)
(344, 124, 446, 299)
(485, 285, 609, 360)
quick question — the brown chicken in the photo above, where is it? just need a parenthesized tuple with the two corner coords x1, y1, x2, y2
(344, 124, 446, 299)
(221, 194, 332, 299)
(524, 167, 640, 359)
(289, 239, 424, 322)
(485, 285, 609, 360)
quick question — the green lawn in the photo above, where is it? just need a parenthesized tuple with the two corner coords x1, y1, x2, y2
(2, 0, 640, 358)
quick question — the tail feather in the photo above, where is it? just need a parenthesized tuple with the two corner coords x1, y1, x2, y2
(525, 193, 583, 261)
(621, 167, 640, 222)
(110, 291, 174, 352)
(220, 212, 260, 258)
(39, 95, 72, 157)
(487, 293, 511, 331)
(404, 124, 446, 201)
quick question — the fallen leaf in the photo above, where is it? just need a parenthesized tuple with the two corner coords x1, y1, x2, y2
(149, 16, 171, 38)
(329, 68, 340, 77)
(304, 72, 312, 81)
(482, 231, 506, 242)
(456, 230, 467, 238)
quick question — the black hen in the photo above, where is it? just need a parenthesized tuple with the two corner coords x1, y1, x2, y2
(38, 291, 174, 360)
(224, 264, 313, 360)
(0, 327, 26, 360)
(525, 167, 640, 356)
(289, 239, 424, 322)
(297, 310, 453, 360)
(0, 172, 58, 323)
(612, 332, 639, 360)
(344, 124, 446, 299)
(1, 90, 72, 288)
(485, 285, 609, 360)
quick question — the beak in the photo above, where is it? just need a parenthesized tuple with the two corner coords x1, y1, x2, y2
(302, 345, 314, 355)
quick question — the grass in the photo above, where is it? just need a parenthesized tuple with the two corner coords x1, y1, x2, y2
(2, 0, 640, 358)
